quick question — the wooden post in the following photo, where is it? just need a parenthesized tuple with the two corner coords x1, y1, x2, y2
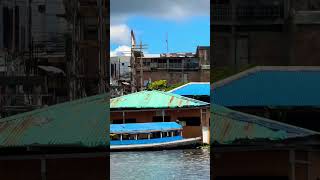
(162, 110, 165, 122)
(289, 149, 296, 180)
(120, 134, 123, 141)
(41, 157, 46, 180)
(122, 111, 125, 124)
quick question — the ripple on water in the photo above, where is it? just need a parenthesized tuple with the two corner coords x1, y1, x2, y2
(110, 149, 210, 180)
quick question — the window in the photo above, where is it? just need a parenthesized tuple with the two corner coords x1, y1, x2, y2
(152, 116, 171, 122)
(110, 134, 120, 140)
(178, 117, 201, 126)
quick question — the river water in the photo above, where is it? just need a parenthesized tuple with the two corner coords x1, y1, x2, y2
(110, 149, 210, 180)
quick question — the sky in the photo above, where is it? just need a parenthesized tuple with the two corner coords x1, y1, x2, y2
(110, 0, 210, 57)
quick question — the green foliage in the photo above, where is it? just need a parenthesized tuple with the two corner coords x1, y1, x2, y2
(147, 80, 167, 91)
(147, 81, 188, 92)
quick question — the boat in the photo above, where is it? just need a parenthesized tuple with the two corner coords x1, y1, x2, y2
(110, 122, 202, 151)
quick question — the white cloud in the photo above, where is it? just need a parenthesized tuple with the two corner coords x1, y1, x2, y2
(110, 45, 131, 57)
(111, 0, 210, 24)
(110, 24, 130, 45)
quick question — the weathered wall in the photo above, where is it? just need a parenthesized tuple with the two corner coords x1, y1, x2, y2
(293, 25, 320, 65)
(0, 156, 108, 180)
(213, 150, 320, 180)
(212, 150, 289, 178)
(139, 71, 205, 86)
(249, 31, 290, 66)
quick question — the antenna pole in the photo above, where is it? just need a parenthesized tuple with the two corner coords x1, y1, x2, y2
(166, 32, 169, 54)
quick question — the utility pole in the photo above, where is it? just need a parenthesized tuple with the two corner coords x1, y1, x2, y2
(12, 0, 16, 53)
(28, 0, 32, 76)
(98, 0, 106, 94)
(130, 30, 147, 92)
(139, 41, 143, 91)
(166, 32, 168, 54)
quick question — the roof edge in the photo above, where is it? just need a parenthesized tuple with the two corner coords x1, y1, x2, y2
(213, 66, 320, 88)
(168, 82, 210, 93)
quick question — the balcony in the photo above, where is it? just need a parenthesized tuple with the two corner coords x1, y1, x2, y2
(150, 62, 199, 70)
(212, 4, 285, 25)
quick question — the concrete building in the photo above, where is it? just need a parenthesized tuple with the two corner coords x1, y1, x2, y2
(110, 56, 131, 84)
(133, 46, 210, 90)
(110, 90, 210, 144)
(0, 0, 108, 117)
(212, 0, 320, 67)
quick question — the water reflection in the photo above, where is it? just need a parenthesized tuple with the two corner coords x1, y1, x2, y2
(111, 149, 210, 180)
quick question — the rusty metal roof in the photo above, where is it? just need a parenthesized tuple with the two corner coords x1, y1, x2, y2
(0, 94, 109, 148)
(110, 90, 209, 110)
(212, 104, 318, 144)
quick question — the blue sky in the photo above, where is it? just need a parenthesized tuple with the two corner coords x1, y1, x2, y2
(110, 0, 210, 56)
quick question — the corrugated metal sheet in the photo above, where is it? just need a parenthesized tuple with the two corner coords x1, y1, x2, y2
(213, 70, 320, 106)
(169, 82, 210, 96)
(110, 122, 182, 134)
(0, 94, 109, 148)
(212, 104, 318, 144)
(110, 90, 209, 109)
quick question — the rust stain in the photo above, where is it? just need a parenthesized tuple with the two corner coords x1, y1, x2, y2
(3, 115, 35, 146)
(244, 122, 253, 136)
(168, 96, 175, 106)
(221, 120, 231, 141)
(111, 97, 123, 107)
(0, 121, 9, 133)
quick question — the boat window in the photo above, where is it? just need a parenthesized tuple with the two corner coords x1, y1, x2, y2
(162, 131, 170, 137)
(178, 117, 201, 126)
(152, 116, 171, 122)
(173, 131, 180, 136)
(110, 134, 120, 140)
(152, 132, 161, 138)
(122, 134, 130, 140)
(138, 134, 149, 139)
(128, 134, 136, 140)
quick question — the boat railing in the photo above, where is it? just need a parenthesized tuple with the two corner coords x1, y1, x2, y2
(110, 136, 184, 146)
(110, 130, 182, 141)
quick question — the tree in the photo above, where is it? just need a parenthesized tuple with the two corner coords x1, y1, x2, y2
(147, 80, 167, 91)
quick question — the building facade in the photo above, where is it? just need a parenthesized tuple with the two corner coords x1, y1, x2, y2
(133, 46, 210, 90)
(212, 0, 320, 67)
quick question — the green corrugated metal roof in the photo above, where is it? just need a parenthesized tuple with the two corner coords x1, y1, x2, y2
(110, 90, 209, 109)
(0, 94, 109, 148)
(212, 104, 318, 144)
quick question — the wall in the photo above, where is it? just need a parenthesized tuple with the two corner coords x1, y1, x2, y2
(0, 155, 108, 180)
(293, 25, 320, 65)
(139, 71, 205, 87)
(111, 108, 210, 139)
(213, 150, 290, 178)
(213, 149, 320, 180)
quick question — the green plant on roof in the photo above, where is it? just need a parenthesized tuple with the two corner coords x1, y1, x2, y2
(147, 80, 167, 91)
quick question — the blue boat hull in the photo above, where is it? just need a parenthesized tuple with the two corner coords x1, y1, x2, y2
(110, 137, 202, 151)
